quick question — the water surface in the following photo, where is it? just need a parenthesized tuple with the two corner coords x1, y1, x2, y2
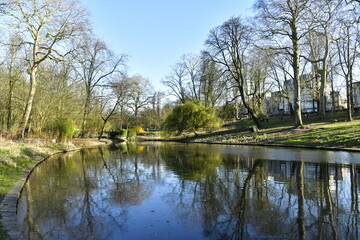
(17, 143, 360, 239)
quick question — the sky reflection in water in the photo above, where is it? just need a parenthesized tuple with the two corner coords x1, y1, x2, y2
(17, 143, 360, 240)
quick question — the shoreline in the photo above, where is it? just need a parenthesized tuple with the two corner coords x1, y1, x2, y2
(172, 139, 360, 153)
(1, 121, 359, 239)
(139, 137, 360, 152)
(0, 138, 112, 240)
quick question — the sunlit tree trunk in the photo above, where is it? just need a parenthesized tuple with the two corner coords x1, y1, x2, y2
(293, 38, 303, 127)
(19, 65, 37, 138)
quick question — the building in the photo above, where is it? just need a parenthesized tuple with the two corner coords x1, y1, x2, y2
(327, 91, 346, 111)
(268, 74, 320, 115)
(267, 74, 349, 115)
(269, 91, 288, 115)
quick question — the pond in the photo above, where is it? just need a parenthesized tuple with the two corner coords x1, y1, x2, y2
(17, 142, 360, 240)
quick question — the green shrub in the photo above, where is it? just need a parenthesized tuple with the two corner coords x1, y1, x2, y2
(53, 118, 76, 141)
(119, 129, 128, 138)
(162, 101, 221, 136)
(127, 129, 137, 139)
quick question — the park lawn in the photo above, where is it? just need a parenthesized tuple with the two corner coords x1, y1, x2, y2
(183, 117, 360, 150)
(275, 120, 360, 149)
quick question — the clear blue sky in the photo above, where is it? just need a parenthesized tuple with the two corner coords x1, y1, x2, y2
(80, 0, 255, 91)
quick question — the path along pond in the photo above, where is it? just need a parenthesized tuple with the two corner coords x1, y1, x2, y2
(17, 142, 360, 240)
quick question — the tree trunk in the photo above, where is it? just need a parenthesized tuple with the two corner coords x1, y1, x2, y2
(99, 119, 108, 139)
(234, 99, 240, 120)
(18, 66, 37, 138)
(346, 74, 353, 121)
(329, 60, 336, 111)
(81, 92, 91, 137)
(293, 38, 303, 128)
(192, 127, 198, 137)
(319, 70, 326, 119)
(239, 85, 262, 128)
(6, 75, 14, 131)
(319, 37, 329, 120)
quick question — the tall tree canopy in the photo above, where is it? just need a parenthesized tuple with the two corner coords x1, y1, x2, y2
(2, 0, 88, 138)
(204, 17, 267, 128)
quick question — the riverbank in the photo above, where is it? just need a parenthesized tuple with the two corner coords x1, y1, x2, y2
(0, 138, 111, 239)
(151, 114, 360, 151)
(1, 116, 359, 239)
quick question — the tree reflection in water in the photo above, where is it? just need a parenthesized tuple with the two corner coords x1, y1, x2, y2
(17, 143, 360, 239)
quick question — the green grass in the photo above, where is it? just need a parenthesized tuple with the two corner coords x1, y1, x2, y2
(276, 121, 360, 148)
(182, 112, 360, 150)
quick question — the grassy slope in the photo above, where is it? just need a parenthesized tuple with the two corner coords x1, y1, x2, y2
(179, 113, 360, 150)
(275, 121, 360, 148)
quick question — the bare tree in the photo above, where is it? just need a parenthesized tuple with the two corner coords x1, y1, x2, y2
(181, 53, 202, 101)
(199, 55, 226, 108)
(127, 75, 153, 121)
(254, 0, 311, 127)
(204, 17, 263, 128)
(336, 4, 360, 121)
(303, 0, 342, 119)
(98, 74, 132, 137)
(345, 0, 360, 22)
(269, 53, 295, 114)
(2, 0, 88, 138)
(3, 34, 24, 132)
(73, 36, 126, 137)
(246, 48, 274, 118)
(163, 53, 225, 107)
(162, 62, 189, 103)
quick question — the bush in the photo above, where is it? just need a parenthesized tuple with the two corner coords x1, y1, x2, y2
(162, 101, 221, 136)
(53, 118, 76, 141)
(119, 129, 128, 138)
(133, 126, 145, 134)
(127, 129, 137, 139)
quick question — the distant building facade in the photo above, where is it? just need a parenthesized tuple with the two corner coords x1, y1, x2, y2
(327, 91, 346, 111)
(268, 74, 348, 115)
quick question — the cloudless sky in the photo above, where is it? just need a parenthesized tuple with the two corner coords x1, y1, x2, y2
(80, 0, 255, 91)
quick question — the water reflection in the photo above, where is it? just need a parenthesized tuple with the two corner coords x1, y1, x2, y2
(17, 143, 360, 239)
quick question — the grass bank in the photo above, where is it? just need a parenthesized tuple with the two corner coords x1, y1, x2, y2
(175, 113, 360, 151)
(0, 138, 110, 239)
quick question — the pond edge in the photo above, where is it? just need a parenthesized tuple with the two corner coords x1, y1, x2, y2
(0, 142, 110, 240)
(1, 140, 359, 239)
